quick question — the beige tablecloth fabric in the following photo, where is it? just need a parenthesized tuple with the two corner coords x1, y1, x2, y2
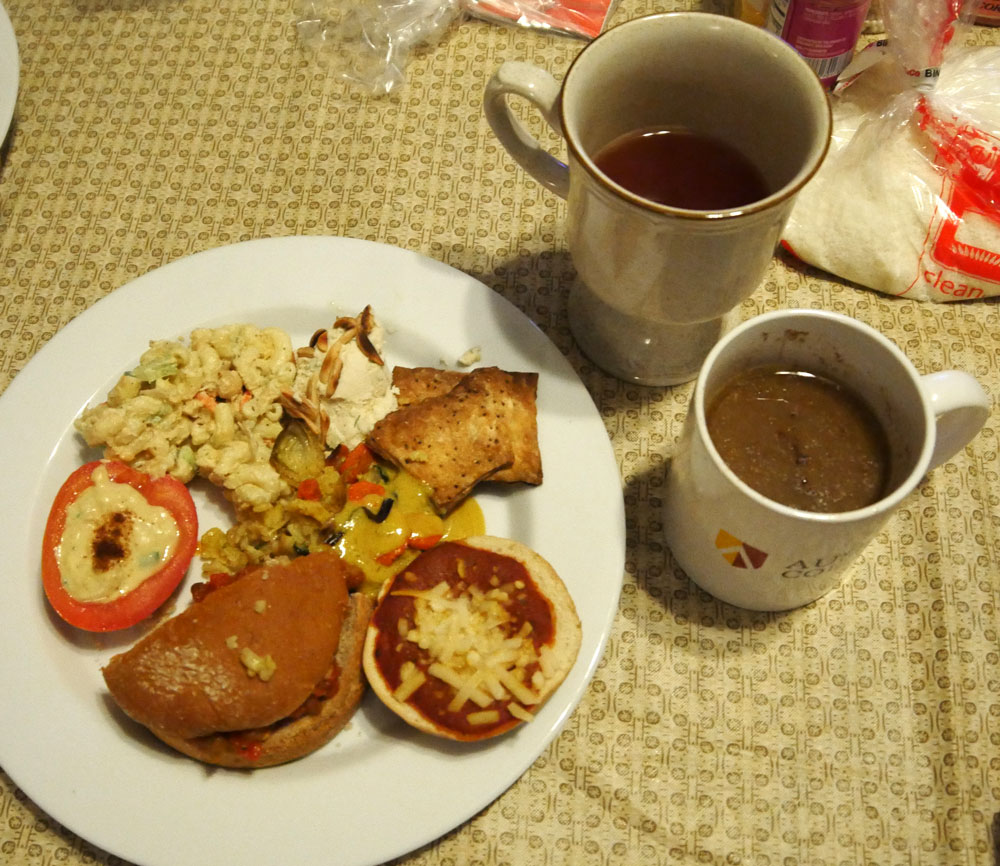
(1, 1, 999, 864)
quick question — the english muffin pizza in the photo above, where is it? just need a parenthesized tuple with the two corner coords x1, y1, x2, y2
(362, 536, 582, 741)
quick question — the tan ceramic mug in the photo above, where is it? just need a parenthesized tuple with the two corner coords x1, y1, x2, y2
(663, 309, 991, 611)
(484, 12, 832, 385)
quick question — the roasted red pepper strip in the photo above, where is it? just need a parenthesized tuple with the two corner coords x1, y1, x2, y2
(297, 478, 322, 500)
(326, 443, 349, 466)
(347, 479, 385, 502)
(375, 544, 407, 566)
(336, 443, 375, 483)
(407, 533, 443, 551)
(41, 460, 198, 632)
(374, 533, 445, 566)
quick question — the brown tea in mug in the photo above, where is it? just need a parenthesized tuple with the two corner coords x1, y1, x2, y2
(593, 126, 770, 210)
(705, 365, 891, 513)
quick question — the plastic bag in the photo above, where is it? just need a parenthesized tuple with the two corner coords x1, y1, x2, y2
(294, 0, 614, 96)
(781, 0, 1000, 301)
(295, 0, 464, 95)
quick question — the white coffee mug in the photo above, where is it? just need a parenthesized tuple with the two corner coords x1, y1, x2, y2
(663, 309, 991, 611)
(484, 12, 832, 385)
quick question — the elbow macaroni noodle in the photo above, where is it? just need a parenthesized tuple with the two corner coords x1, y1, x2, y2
(75, 324, 297, 513)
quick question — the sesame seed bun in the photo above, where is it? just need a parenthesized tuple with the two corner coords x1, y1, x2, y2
(155, 591, 373, 768)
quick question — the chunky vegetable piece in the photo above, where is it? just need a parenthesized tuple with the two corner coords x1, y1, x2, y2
(271, 418, 327, 487)
(41, 460, 198, 632)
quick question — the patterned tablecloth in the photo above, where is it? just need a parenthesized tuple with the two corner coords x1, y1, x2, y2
(2, 1, 999, 864)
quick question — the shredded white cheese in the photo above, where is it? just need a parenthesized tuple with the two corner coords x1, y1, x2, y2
(392, 574, 544, 723)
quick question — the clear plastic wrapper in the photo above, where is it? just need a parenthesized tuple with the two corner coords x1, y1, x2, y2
(295, 0, 615, 96)
(782, 0, 1000, 301)
(295, 0, 465, 95)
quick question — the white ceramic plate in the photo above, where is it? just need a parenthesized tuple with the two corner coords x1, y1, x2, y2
(0, 237, 625, 866)
(0, 2, 17, 145)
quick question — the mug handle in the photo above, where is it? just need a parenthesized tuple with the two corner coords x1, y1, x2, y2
(919, 370, 992, 471)
(484, 61, 569, 199)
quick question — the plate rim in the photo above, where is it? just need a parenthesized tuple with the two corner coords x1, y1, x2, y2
(0, 1, 18, 146)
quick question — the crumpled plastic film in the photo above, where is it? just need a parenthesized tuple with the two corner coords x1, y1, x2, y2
(781, 0, 1000, 302)
(295, 0, 464, 95)
(883, 0, 964, 76)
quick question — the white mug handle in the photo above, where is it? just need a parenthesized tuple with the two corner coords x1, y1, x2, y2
(483, 61, 569, 199)
(919, 370, 991, 471)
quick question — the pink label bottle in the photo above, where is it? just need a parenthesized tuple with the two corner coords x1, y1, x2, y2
(766, 0, 874, 87)
(972, 0, 1000, 25)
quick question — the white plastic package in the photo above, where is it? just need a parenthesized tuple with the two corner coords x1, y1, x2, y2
(781, 0, 1000, 301)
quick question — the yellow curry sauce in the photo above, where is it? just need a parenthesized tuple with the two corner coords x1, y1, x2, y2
(197, 459, 484, 597)
(333, 465, 484, 595)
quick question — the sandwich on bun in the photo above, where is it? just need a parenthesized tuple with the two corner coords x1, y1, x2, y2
(103, 550, 372, 767)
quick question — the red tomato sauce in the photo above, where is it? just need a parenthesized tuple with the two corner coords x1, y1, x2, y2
(221, 662, 343, 758)
(371, 542, 554, 736)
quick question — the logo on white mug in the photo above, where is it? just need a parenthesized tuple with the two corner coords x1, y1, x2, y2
(715, 530, 768, 569)
(779, 554, 849, 580)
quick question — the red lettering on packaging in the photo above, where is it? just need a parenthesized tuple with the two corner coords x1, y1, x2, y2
(908, 97, 1000, 299)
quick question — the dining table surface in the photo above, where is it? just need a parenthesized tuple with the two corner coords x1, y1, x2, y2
(2, 0, 1000, 864)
